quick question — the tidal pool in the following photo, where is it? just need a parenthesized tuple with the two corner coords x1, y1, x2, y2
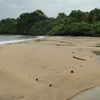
(71, 87, 100, 100)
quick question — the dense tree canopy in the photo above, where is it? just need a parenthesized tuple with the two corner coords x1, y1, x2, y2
(0, 18, 17, 34)
(69, 10, 87, 22)
(0, 8, 100, 36)
(16, 10, 48, 35)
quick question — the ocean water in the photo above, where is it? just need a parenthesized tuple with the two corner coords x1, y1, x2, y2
(0, 35, 45, 44)
(71, 87, 100, 100)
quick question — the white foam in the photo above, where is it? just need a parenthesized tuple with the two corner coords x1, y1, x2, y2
(0, 36, 46, 45)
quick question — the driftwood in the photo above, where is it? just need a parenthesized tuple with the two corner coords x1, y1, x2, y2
(73, 56, 86, 61)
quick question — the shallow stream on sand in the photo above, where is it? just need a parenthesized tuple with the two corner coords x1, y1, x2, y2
(71, 87, 100, 100)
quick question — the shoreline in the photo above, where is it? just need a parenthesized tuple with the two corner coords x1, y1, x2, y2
(0, 36, 46, 45)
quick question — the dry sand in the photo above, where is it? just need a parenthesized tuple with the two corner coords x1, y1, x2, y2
(0, 36, 100, 100)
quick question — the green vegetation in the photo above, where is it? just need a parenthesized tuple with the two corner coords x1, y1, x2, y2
(0, 8, 100, 36)
(0, 18, 17, 34)
(93, 51, 100, 55)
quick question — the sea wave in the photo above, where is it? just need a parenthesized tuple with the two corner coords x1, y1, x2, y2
(0, 36, 46, 45)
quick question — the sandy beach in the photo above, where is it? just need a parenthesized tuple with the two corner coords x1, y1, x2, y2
(0, 36, 100, 100)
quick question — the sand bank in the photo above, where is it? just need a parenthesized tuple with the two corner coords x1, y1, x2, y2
(0, 36, 100, 100)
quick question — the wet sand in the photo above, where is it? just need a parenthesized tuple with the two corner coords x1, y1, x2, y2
(0, 36, 100, 100)
(71, 86, 100, 100)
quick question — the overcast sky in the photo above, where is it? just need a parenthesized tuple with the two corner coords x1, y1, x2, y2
(0, 0, 100, 19)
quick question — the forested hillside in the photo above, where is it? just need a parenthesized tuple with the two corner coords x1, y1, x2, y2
(0, 8, 100, 36)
